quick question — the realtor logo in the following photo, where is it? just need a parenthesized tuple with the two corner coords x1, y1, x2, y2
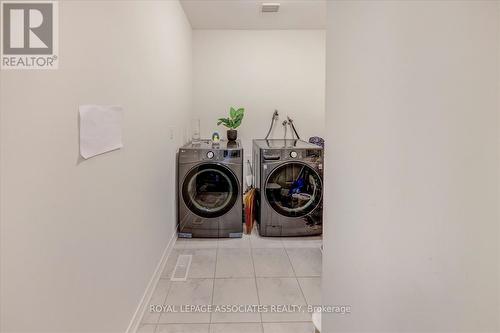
(1, 1, 58, 69)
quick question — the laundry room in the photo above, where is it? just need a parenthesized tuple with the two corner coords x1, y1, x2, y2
(1, 1, 499, 333)
(2, 1, 327, 332)
(174, 3, 326, 332)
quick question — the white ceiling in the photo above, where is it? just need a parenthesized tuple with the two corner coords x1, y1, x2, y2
(180, 0, 326, 30)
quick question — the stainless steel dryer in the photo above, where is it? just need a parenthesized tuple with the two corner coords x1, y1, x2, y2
(253, 139, 323, 237)
(178, 140, 243, 238)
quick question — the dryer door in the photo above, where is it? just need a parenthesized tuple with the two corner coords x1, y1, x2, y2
(265, 162, 322, 218)
(182, 163, 239, 218)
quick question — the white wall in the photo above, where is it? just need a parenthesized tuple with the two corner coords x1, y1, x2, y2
(323, 1, 499, 332)
(193, 30, 325, 174)
(0, 1, 192, 331)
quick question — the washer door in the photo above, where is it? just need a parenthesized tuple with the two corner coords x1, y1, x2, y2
(182, 163, 239, 218)
(265, 162, 322, 218)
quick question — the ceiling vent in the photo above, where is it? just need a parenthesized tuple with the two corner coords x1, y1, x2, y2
(261, 2, 280, 13)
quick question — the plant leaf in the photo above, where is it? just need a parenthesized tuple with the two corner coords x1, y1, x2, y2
(236, 108, 244, 119)
(235, 113, 244, 122)
(221, 107, 245, 129)
(229, 108, 243, 129)
(217, 118, 231, 128)
(230, 107, 236, 119)
(232, 116, 240, 129)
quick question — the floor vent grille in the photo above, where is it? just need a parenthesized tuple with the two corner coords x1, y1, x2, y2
(170, 254, 192, 281)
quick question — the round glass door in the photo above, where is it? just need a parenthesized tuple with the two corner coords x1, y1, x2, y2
(182, 163, 239, 218)
(265, 162, 322, 218)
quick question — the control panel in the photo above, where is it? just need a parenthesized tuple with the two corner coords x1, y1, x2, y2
(260, 148, 323, 163)
(180, 149, 241, 163)
(224, 150, 241, 158)
(263, 153, 281, 161)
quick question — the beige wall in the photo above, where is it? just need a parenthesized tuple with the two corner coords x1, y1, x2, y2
(0, 1, 192, 331)
(323, 1, 500, 332)
(323, 1, 499, 331)
(192, 30, 325, 175)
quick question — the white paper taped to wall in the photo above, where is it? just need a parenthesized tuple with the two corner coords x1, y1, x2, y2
(79, 105, 124, 159)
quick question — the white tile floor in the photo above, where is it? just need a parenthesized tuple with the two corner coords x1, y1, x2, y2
(138, 230, 322, 333)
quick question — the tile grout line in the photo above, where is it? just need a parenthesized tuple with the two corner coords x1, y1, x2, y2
(153, 248, 178, 333)
(208, 245, 219, 329)
(284, 246, 310, 322)
(249, 232, 265, 333)
(163, 275, 320, 280)
(149, 237, 320, 331)
(155, 320, 315, 325)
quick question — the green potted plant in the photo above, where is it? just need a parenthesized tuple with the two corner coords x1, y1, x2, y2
(217, 107, 245, 141)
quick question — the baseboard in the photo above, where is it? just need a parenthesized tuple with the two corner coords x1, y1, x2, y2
(126, 230, 177, 333)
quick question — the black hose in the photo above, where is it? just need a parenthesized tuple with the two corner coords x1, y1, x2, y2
(264, 110, 279, 140)
(287, 116, 300, 140)
(247, 159, 253, 176)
